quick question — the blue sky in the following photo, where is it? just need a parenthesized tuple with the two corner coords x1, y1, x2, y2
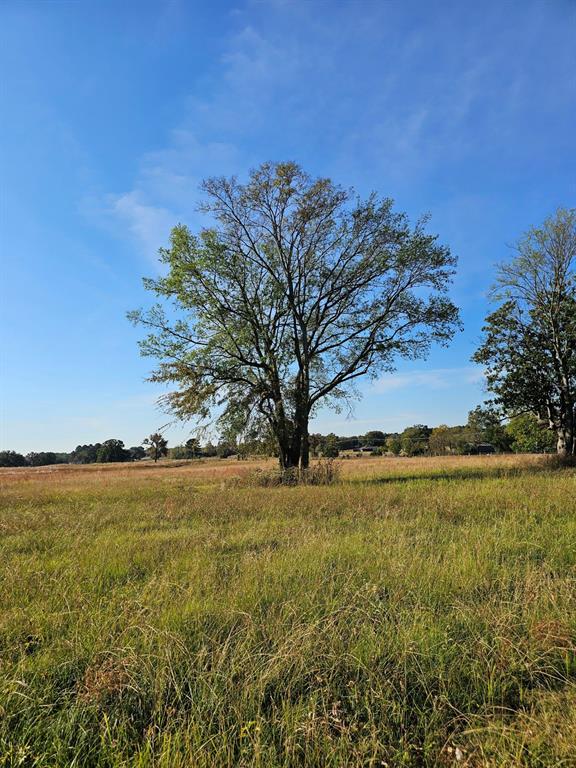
(1, 0, 575, 453)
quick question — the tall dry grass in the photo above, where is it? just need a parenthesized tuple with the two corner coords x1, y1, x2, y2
(0, 454, 574, 766)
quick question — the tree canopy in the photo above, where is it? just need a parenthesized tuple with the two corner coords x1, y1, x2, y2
(26, 452, 68, 467)
(506, 413, 556, 454)
(143, 433, 168, 463)
(70, 444, 101, 464)
(400, 424, 432, 456)
(473, 208, 576, 455)
(130, 162, 461, 469)
(0, 450, 28, 468)
(96, 439, 131, 463)
(466, 406, 510, 451)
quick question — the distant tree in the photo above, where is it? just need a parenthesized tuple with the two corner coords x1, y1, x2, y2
(216, 441, 235, 458)
(97, 439, 130, 463)
(429, 425, 452, 455)
(0, 450, 28, 467)
(184, 438, 200, 458)
(70, 444, 101, 464)
(473, 208, 575, 455)
(337, 435, 360, 451)
(363, 430, 387, 446)
(449, 427, 473, 455)
(400, 425, 431, 456)
(232, 421, 278, 459)
(128, 446, 146, 461)
(130, 162, 460, 470)
(386, 435, 402, 455)
(429, 425, 469, 455)
(26, 452, 58, 467)
(506, 413, 557, 454)
(309, 433, 324, 457)
(322, 433, 340, 458)
(143, 433, 168, 463)
(466, 406, 511, 451)
(236, 441, 251, 460)
(236, 429, 277, 458)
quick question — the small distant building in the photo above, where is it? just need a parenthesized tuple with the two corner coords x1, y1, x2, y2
(477, 443, 495, 454)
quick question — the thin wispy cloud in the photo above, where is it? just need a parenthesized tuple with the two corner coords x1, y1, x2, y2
(373, 367, 485, 394)
(111, 191, 175, 263)
(106, 0, 574, 261)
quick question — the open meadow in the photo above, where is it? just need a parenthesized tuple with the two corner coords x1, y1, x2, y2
(1, 454, 575, 767)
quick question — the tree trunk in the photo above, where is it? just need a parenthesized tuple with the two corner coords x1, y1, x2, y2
(556, 427, 574, 456)
(277, 425, 300, 469)
(287, 435, 301, 469)
(273, 398, 311, 472)
(277, 433, 294, 469)
(273, 397, 297, 470)
(288, 410, 302, 469)
(556, 406, 575, 456)
(568, 428, 574, 455)
(299, 415, 310, 470)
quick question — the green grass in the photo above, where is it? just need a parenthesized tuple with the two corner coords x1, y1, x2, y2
(0, 457, 575, 767)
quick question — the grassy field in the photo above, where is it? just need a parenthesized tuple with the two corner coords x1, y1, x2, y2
(0, 455, 575, 767)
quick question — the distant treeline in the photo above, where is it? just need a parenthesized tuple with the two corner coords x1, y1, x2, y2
(0, 441, 147, 468)
(0, 409, 556, 468)
(307, 408, 555, 458)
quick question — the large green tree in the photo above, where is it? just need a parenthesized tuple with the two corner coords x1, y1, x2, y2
(473, 209, 576, 455)
(130, 162, 460, 470)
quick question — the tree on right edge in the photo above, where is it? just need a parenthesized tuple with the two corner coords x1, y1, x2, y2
(473, 208, 576, 456)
